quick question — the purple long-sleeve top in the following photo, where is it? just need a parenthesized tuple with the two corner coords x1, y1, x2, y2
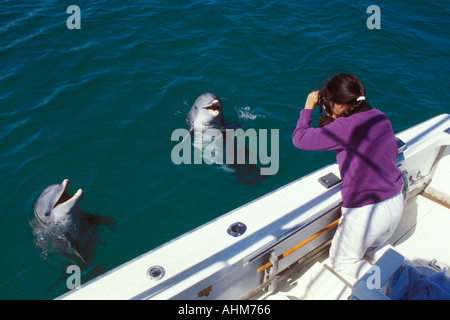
(292, 108, 402, 208)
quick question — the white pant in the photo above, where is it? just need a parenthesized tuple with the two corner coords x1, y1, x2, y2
(329, 191, 404, 279)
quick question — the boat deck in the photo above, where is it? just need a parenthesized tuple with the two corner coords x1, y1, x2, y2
(261, 193, 450, 300)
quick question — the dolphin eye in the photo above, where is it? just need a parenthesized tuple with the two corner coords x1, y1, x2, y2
(45, 212, 50, 217)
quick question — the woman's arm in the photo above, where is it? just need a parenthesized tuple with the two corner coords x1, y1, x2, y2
(304, 91, 320, 110)
(292, 93, 350, 151)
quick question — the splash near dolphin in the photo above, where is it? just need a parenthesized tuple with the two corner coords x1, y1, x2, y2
(31, 179, 115, 268)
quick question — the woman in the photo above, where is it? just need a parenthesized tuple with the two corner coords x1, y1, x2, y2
(292, 74, 404, 279)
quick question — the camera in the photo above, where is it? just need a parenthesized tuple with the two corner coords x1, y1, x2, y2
(318, 93, 332, 115)
(317, 92, 334, 128)
(317, 93, 325, 107)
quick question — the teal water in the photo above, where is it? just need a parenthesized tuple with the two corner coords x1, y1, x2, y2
(0, 1, 449, 299)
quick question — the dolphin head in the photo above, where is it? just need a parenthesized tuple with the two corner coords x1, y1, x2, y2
(187, 93, 224, 130)
(34, 179, 84, 224)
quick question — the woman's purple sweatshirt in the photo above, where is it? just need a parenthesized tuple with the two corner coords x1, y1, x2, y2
(292, 108, 402, 208)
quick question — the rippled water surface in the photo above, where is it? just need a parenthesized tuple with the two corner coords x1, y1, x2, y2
(0, 1, 449, 299)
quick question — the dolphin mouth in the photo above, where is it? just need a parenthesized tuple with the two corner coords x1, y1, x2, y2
(204, 100, 221, 116)
(54, 179, 83, 209)
(53, 179, 71, 209)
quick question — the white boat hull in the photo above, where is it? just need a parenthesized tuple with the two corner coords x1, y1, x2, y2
(58, 113, 450, 300)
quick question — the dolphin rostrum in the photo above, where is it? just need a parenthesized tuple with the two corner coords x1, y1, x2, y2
(31, 179, 115, 268)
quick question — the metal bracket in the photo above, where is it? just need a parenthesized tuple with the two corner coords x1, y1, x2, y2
(396, 137, 406, 154)
(429, 259, 448, 273)
(318, 172, 342, 189)
(263, 251, 279, 292)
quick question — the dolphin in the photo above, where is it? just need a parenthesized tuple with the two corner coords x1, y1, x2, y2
(185, 93, 266, 185)
(31, 179, 115, 268)
(185, 93, 227, 160)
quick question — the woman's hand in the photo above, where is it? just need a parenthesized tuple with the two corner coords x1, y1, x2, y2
(305, 91, 319, 110)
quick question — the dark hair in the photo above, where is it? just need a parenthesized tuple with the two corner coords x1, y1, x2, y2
(318, 74, 366, 126)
